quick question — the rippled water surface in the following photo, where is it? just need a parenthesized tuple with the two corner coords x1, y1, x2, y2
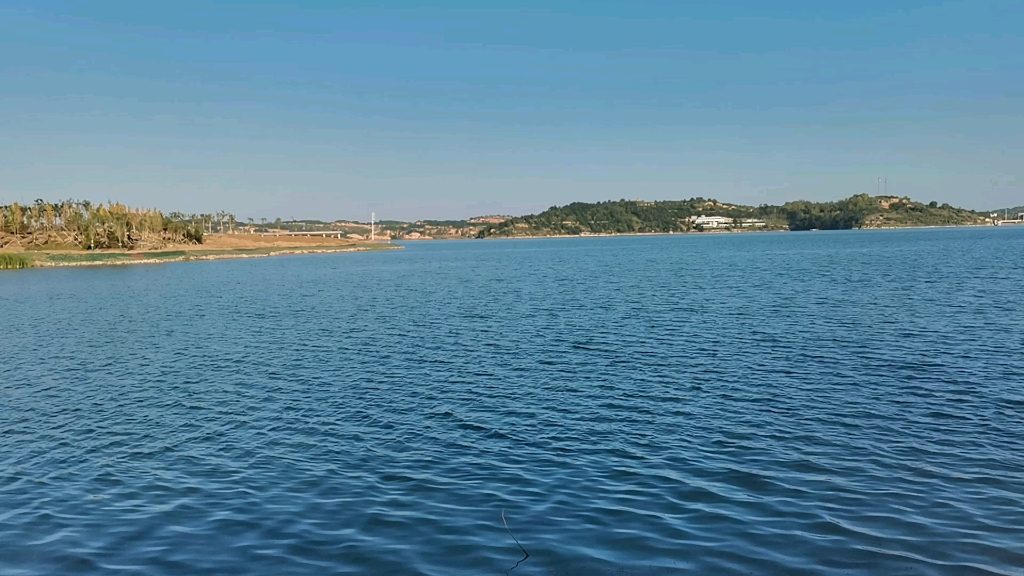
(3, 228, 1024, 575)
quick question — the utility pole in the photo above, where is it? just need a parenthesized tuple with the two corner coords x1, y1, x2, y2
(877, 177, 881, 195)
(371, 212, 375, 241)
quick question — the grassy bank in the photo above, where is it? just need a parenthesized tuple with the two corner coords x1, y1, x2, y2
(0, 253, 33, 269)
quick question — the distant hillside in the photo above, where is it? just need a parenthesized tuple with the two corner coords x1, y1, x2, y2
(234, 194, 991, 240)
(474, 194, 988, 237)
(787, 195, 985, 231)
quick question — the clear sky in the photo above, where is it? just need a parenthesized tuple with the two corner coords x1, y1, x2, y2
(2, 1, 1021, 220)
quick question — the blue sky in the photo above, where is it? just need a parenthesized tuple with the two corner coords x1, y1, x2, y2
(1, 1, 1021, 220)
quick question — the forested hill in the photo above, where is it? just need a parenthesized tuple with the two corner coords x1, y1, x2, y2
(784, 195, 985, 230)
(487, 198, 787, 236)
(476, 194, 988, 237)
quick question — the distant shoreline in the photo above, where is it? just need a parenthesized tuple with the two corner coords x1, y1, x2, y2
(4, 223, 1013, 270)
(394, 222, 1003, 242)
(396, 227, 788, 241)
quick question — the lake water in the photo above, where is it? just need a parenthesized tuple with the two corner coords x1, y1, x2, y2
(2, 227, 1023, 575)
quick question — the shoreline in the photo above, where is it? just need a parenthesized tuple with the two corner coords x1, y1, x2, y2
(3, 244, 400, 270)
(396, 228, 790, 241)
(398, 222, 998, 242)
(4, 223, 1008, 270)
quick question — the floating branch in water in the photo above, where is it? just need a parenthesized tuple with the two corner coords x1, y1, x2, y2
(502, 508, 530, 573)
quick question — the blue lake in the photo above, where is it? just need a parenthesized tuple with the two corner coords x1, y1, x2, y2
(2, 227, 1023, 575)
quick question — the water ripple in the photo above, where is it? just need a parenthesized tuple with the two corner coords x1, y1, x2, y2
(2, 227, 1024, 575)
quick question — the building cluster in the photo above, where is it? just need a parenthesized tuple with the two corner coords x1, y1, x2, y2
(989, 212, 1024, 225)
(689, 215, 766, 229)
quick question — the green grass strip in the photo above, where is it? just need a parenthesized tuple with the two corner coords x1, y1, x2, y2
(0, 253, 33, 269)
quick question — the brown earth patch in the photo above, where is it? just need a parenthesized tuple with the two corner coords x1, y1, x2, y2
(187, 234, 359, 250)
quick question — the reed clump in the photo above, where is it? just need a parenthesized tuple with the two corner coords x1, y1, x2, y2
(0, 200, 221, 251)
(0, 253, 32, 269)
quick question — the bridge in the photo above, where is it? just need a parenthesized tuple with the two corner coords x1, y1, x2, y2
(260, 230, 350, 238)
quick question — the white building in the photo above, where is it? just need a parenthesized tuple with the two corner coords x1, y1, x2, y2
(690, 215, 765, 228)
(691, 215, 732, 228)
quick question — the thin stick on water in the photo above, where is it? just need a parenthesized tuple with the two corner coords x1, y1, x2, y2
(502, 508, 530, 572)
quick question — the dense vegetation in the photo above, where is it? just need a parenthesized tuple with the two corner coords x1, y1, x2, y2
(782, 196, 876, 231)
(784, 195, 986, 230)
(503, 198, 787, 236)
(0, 200, 230, 250)
(474, 194, 987, 237)
(0, 253, 32, 269)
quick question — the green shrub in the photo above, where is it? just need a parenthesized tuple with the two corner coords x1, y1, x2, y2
(0, 253, 32, 269)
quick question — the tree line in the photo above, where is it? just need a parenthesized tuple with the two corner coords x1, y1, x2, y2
(478, 198, 788, 236)
(474, 194, 985, 237)
(783, 194, 984, 230)
(0, 200, 236, 250)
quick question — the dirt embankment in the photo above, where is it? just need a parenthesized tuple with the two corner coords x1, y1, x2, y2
(195, 234, 360, 250)
(0, 233, 399, 270)
(0, 233, 365, 253)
